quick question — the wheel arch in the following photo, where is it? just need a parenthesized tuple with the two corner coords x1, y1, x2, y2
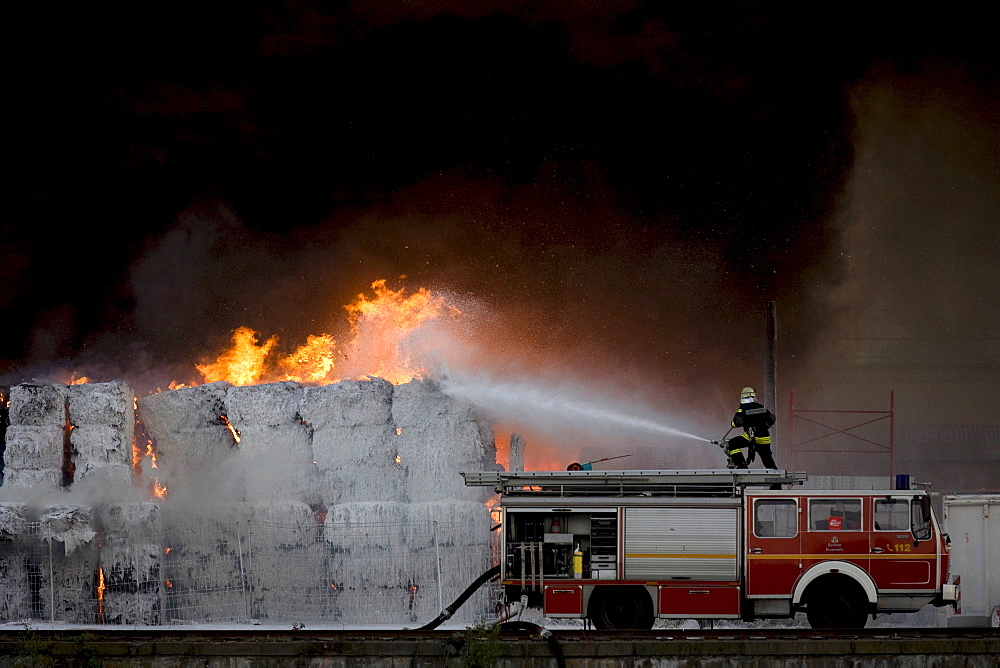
(792, 561, 877, 606)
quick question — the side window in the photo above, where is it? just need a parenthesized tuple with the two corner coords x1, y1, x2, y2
(754, 499, 798, 537)
(809, 498, 863, 531)
(912, 496, 932, 541)
(875, 499, 910, 531)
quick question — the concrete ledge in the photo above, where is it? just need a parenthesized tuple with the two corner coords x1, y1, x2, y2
(0, 629, 998, 666)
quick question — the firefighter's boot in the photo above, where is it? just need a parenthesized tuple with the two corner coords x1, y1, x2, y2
(728, 450, 748, 469)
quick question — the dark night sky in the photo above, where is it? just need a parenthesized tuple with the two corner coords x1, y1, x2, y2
(2, 2, 997, 422)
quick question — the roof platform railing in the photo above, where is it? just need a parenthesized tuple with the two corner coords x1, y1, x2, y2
(461, 469, 807, 498)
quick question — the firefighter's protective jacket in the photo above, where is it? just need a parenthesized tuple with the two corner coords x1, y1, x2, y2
(731, 402, 775, 443)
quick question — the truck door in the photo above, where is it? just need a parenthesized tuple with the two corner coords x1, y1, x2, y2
(870, 496, 936, 590)
(745, 496, 801, 597)
(802, 496, 869, 578)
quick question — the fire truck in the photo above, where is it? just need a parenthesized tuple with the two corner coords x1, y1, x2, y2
(462, 469, 958, 629)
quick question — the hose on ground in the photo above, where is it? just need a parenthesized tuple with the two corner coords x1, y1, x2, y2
(497, 621, 565, 668)
(416, 564, 501, 630)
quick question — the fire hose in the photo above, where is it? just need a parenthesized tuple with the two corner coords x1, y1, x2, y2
(417, 565, 565, 667)
(416, 564, 501, 630)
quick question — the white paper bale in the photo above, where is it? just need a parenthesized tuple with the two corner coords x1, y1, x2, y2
(3, 425, 65, 469)
(101, 543, 163, 625)
(311, 424, 395, 470)
(139, 382, 231, 429)
(230, 502, 326, 621)
(74, 461, 134, 490)
(317, 462, 405, 505)
(236, 424, 313, 460)
(391, 380, 497, 503)
(100, 502, 163, 542)
(152, 428, 238, 476)
(390, 379, 483, 427)
(396, 423, 496, 503)
(45, 540, 100, 623)
(407, 501, 492, 548)
(237, 425, 316, 502)
(0, 503, 28, 541)
(67, 381, 134, 428)
(70, 424, 132, 466)
(9, 382, 67, 426)
(233, 501, 318, 548)
(225, 381, 303, 428)
(139, 383, 238, 474)
(299, 379, 394, 429)
(3, 468, 62, 490)
(325, 502, 410, 550)
(310, 423, 404, 504)
(325, 501, 489, 552)
(41, 504, 97, 555)
(159, 506, 249, 622)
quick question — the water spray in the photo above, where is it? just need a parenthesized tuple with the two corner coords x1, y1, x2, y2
(438, 375, 713, 444)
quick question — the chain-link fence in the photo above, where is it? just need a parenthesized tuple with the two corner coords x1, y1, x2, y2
(1, 517, 497, 627)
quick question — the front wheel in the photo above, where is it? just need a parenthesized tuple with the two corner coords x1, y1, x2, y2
(805, 578, 869, 629)
(589, 586, 654, 630)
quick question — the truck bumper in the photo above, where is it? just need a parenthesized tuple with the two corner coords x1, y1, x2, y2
(933, 584, 959, 607)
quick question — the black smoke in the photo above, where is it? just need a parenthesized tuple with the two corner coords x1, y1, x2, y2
(2, 2, 996, 426)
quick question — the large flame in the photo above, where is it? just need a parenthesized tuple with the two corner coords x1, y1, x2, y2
(196, 279, 459, 387)
(196, 326, 278, 386)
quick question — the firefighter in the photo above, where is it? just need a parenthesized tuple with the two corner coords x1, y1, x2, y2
(726, 386, 777, 469)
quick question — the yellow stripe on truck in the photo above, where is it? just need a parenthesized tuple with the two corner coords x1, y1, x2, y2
(627, 553, 735, 559)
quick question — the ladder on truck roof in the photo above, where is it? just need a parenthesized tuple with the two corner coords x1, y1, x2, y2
(461, 469, 807, 498)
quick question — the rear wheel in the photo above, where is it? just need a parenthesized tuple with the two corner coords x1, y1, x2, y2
(589, 587, 654, 630)
(805, 577, 869, 629)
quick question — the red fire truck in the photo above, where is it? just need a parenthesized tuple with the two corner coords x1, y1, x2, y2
(462, 469, 958, 629)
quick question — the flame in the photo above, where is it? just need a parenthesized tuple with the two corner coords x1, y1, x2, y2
(164, 547, 173, 554)
(166, 579, 173, 588)
(395, 454, 402, 464)
(197, 326, 278, 386)
(279, 333, 337, 383)
(193, 280, 459, 388)
(342, 279, 459, 383)
(153, 480, 167, 499)
(68, 374, 90, 385)
(220, 415, 241, 443)
(97, 567, 106, 617)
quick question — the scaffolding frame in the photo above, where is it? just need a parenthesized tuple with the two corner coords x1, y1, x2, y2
(787, 389, 895, 478)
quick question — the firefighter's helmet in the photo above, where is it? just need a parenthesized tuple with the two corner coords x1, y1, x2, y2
(740, 386, 756, 402)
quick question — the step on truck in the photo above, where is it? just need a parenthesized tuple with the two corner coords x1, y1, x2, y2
(462, 469, 958, 629)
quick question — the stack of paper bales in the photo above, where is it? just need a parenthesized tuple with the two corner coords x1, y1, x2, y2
(226, 382, 315, 503)
(39, 504, 99, 623)
(302, 378, 403, 505)
(68, 382, 135, 491)
(0, 376, 499, 625)
(138, 381, 241, 498)
(4, 383, 67, 490)
(98, 502, 163, 625)
(0, 503, 31, 621)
